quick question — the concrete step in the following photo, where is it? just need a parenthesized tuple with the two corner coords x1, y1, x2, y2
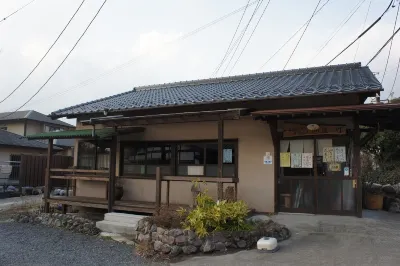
(96, 220, 137, 235)
(104, 212, 147, 224)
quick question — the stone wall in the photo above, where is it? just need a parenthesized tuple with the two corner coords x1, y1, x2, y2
(133, 219, 290, 257)
(12, 212, 100, 236)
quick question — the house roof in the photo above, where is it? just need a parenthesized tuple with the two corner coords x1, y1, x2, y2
(0, 129, 61, 150)
(51, 63, 382, 118)
(0, 110, 74, 128)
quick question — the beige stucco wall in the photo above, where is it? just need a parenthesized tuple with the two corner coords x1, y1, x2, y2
(25, 121, 44, 136)
(3, 122, 25, 136)
(75, 117, 275, 213)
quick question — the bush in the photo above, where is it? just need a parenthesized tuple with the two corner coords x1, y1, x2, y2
(177, 187, 251, 237)
(144, 207, 187, 229)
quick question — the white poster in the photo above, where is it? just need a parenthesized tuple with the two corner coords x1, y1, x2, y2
(334, 146, 346, 162)
(302, 153, 313, 168)
(291, 153, 302, 168)
(263, 152, 272, 165)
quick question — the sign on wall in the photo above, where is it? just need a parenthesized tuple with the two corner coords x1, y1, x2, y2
(283, 123, 346, 138)
(263, 152, 273, 165)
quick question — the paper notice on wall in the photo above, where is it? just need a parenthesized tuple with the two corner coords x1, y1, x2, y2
(280, 153, 291, 167)
(291, 153, 302, 168)
(323, 147, 334, 162)
(302, 153, 313, 168)
(223, 149, 233, 163)
(334, 146, 346, 162)
(263, 152, 273, 165)
(328, 163, 341, 172)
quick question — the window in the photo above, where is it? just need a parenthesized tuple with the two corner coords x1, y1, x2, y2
(77, 140, 111, 170)
(121, 141, 237, 178)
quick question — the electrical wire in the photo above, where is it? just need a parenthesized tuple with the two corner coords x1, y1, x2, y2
(388, 57, 400, 99)
(5, 1, 259, 110)
(258, 0, 331, 71)
(283, 0, 322, 70)
(0, 0, 86, 105)
(307, 0, 365, 66)
(326, 0, 395, 65)
(354, 0, 372, 61)
(212, 0, 252, 77)
(381, 3, 400, 83)
(366, 25, 400, 65)
(221, 0, 264, 76)
(0, 0, 108, 119)
(0, 0, 36, 25)
(228, 0, 272, 75)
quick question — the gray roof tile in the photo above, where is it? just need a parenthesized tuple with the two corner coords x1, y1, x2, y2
(0, 129, 61, 150)
(0, 110, 74, 127)
(51, 63, 382, 118)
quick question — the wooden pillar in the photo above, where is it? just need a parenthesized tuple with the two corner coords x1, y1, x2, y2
(217, 117, 224, 200)
(155, 167, 162, 215)
(268, 119, 279, 213)
(107, 136, 117, 212)
(44, 139, 53, 213)
(353, 115, 362, 218)
(166, 180, 170, 208)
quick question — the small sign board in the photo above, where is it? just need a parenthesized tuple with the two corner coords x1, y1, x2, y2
(263, 152, 272, 165)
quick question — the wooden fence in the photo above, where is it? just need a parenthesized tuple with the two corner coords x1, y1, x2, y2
(18, 154, 73, 187)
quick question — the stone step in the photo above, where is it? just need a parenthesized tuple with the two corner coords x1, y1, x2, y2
(96, 220, 137, 235)
(104, 212, 147, 224)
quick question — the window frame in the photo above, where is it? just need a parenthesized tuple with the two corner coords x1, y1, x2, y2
(119, 139, 238, 179)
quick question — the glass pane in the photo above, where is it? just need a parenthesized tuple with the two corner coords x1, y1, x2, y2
(343, 180, 355, 211)
(317, 180, 341, 211)
(177, 165, 188, 175)
(205, 165, 217, 176)
(124, 165, 145, 175)
(124, 146, 146, 164)
(223, 165, 235, 177)
(146, 145, 171, 165)
(178, 144, 204, 164)
(78, 141, 96, 169)
(147, 165, 171, 175)
(279, 179, 314, 210)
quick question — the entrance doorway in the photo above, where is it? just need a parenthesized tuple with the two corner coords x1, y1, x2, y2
(278, 136, 357, 216)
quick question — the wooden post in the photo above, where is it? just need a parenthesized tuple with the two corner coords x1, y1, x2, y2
(234, 182, 238, 201)
(166, 180, 170, 208)
(353, 115, 362, 218)
(107, 136, 117, 212)
(155, 167, 162, 215)
(268, 119, 280, 213)
(217, 117, 224, 200)
(44, 139, 53, 213)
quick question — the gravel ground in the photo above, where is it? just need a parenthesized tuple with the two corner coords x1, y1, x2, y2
(0, 222, 164, 266)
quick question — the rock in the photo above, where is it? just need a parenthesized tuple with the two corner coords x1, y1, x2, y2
(393, 183, 400, 194)
(369, 183, 382, 193)
(161, 244, 172, 254)
(150, 224, 157, 232)
(137, 220, 145, 231)
(170, 229, 184, 237)
(225, 241, 237, 248)
(19, 216, 29, 223)
(189, 238, 203, 247)
(55, 220, 62, 227)
(246, 214, 271, 223)
(162, 235, 175, 245)
(154, 241, 163, 252)
(187, 230, 196, 240)
(182, 245, 197, 254)
(201, 240, 215, 253)
(389, 202, 400, 213)
(151, 232, 159, 241)
(138, 233, 151, 242)
(382, 184, 396, 194)
(156, 227, 165, 235)
(175, 235, 187, 246)
(169, 246, 182, 257)
(211, 232, 226, 243)
(215, 242, 226, 252)
(236, 240, 246, 248)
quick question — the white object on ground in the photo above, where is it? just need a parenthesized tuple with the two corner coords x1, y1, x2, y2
(257, 237, 278, 252)
(96, 212, 147, 235)
(246, 214, 271, 222)
(100, 232, 135, 245)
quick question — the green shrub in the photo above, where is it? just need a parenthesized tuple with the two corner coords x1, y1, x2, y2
(177, 186, 251, 237)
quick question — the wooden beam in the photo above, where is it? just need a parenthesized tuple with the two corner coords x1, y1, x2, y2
(50, 168, 109, 174)
(166, 180, 170, 207)
(50, 175, 109, 182)
(267, 119, 279, 213)
(353, 116, 362, 218)
(44, 139, 53, 213)
(107, 135, 118, 212)
(155, 167, 162, 215)
(217, 117, 224, 200)
(162, 176, 237, 182)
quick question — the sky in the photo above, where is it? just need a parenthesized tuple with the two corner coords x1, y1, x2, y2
(0, 0, 399, 126)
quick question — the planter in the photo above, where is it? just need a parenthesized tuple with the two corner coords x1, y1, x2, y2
(365, 193, 383, 210)
(115, 186, 124, 201)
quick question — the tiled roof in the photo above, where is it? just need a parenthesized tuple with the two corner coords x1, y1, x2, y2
(0, 110, 74, 127)
(0, 129, 61, 150)
(27, 128, 116, 140)
(51, 63, 382, 118)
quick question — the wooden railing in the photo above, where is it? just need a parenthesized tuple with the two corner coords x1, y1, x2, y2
(50, 168, 109, 182)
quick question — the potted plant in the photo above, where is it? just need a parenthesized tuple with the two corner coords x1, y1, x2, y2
(115, 177, 124, 201)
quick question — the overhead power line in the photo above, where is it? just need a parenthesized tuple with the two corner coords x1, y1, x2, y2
(389, 57, 400, 99)
(0, 0, 36, 25)
(354, 0, 372, 61)
(381, 2, 400, 83)
(4, 1, 258, 111)
(326, 0, 395, 65)
(228, 0, 273, 75)
(0, 0, 108, 119)
(366, 25, 400, 65)
(221, 0, 264, 76)
(258, 0, 331, 71)
(308, 0, 365, 66)
(283, 0, 322, 70)
(212, 0, 252, 77)
(0, 0, 86, 105)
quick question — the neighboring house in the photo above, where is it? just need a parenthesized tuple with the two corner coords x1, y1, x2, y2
(0, 110, 74, 136)
(0, 110, 75, 155)
(29, 63, 400, 217)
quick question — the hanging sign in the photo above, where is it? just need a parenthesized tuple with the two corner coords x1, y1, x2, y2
(302, 153, 313, 168)
(283, 123, 346, 137)
(291, 153, 302, 168)
(328, 163, 341, 172)
(263, 152, 273, 165)
(280, 152, 291, 167)
(323, 147, 334, 163)
(344, 166, 350, 176)
(334, 146, 346, 162)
